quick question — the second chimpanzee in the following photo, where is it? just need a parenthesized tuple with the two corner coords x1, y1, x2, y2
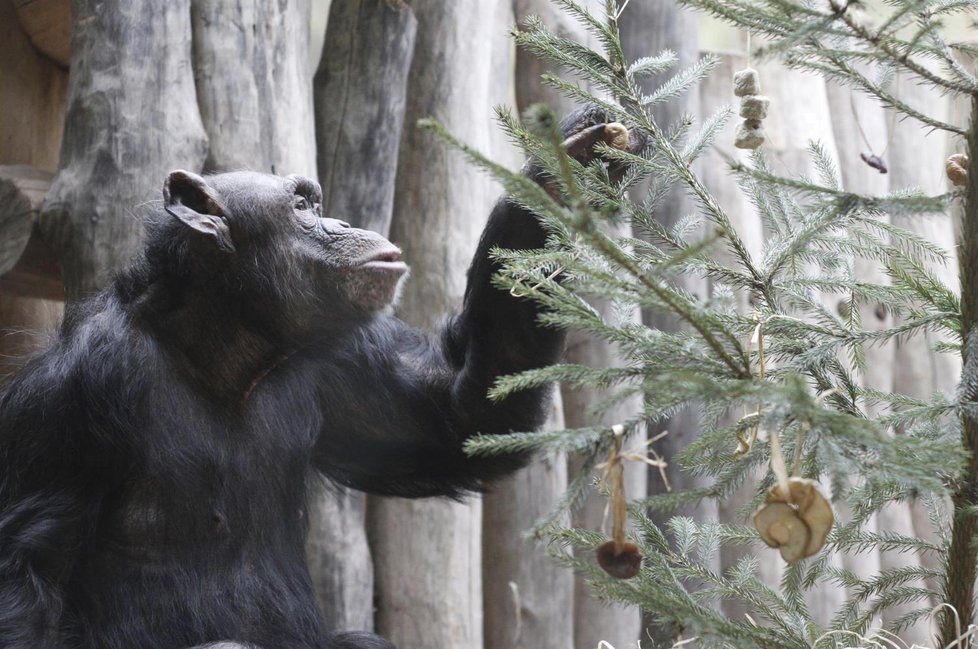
(0, 108, 638, 649)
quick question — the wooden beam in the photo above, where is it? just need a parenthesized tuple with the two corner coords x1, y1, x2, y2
(0, 165, 51, 275)
(0, 233, 64, 302)
(12, 0, 71, 68)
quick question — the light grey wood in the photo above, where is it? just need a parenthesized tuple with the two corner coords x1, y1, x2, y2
(483, 398, 573, 649)
(620, 0, 710, 512)
(621, 8, 721, 643)
(39, 0, 209, 300)
(481, 4, 574, 649)
(367, 2, 504, 648)
(313, 0, 416, 234)
(884, 70, 956, 644)
(305, 482, 374, 632)
(0, 166, 51, 275)
(824, 75, 888, 609)
(191, 0, 316, 177)
(698, 50, 783, 618)
(191, 0, 372, 632)
(513, 3, 645, 647)
(310, 0, 416, 630)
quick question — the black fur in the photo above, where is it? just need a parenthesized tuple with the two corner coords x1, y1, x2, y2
(0, 107, 625, 649)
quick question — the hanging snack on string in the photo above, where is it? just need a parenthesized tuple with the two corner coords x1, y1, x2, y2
(860, 152, 888, 174)
(734, 67, 761, 97)
(754, 477, 833, 563)
(947, 153, 969, 187)
(595, 425, 643, 579)
(732, 67, 769, 150)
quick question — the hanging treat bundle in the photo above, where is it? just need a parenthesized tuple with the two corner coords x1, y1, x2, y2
(753, 476, 834, 563)
(733, 67, 770, 150)
(595, 426, 643, 579)
(947, 153, 969, 187)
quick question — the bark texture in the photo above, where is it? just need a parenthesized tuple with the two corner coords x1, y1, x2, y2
(39, 0, 209, 300)
(191, 0, 315, 176)
(308, 0, 417, 627)
(314, 0, 416, 234)
(367, 2, 503, 648)
(481, 4, 574, 649)
(620, 7, 719, 642)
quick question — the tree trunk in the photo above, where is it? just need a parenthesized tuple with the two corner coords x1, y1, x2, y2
(314, 0, 416, 235)
(309, 0, 417, 629)
(886, 70, 956, 644)
(824, 75, 887, 619)
(620, 6, 716, 643)
(39, 0, 209, 300)
(751, 59, 849, 626)
(698, 51, 783, 618)
(191, 0, 315, 176)
(367, 2, 502, 648)
(480, 4, 575, 649)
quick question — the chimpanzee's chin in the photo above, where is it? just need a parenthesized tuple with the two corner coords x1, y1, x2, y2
(352, 265, 409, 312)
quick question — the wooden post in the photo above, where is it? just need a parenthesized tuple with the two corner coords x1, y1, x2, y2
(309, 0, 419, 630)
(313, 0, 416, 234)
(39, 0, 209, 300)
(824, 74, 887, 624)
(367, 2, 502, 648)
(481, 3, 574, 649)
(191, 0, 316, 176)
(887, 70, 956, 645)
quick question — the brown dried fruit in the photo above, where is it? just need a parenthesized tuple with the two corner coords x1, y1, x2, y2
(596, 540, 643, 579)
(753, 502, 811, 563)
(754, 477, 834, 563)
(947, 153, 968, 187)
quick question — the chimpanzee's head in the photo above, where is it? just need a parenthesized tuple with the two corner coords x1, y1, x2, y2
(156, 169, 408, 336)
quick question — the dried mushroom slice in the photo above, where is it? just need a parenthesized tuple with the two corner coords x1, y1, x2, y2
(799, 486, 833, 557)
(761, 478, 834, 560)
(753, 502, 811, 564)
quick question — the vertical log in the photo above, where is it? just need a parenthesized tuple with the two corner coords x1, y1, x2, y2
(309, 0, 417, 629)
(304, 482, 374, 632)
(39, 0, 209, 300)
(512, 4, 646, 648)
(482, 3, 576, 649)
(367, 2, 501, 648)
(313, 0, 416, 234)
(885, 71, 956, 644)
(0, 0, 66, 387)
(698, 51, 781, 618)
(191, 0, 315, 176)
(481, 4, 574, 649)
(749, 59, 849, 625)
(824, 76, 887, 615)
(620, 7, 718, 643)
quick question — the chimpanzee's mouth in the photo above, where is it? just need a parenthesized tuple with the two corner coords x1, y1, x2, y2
(359, 247, 408, 273)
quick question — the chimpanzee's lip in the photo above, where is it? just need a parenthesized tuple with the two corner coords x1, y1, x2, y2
(359, 247, 408, 272)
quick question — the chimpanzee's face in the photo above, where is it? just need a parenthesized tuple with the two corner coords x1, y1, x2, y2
(162, 170, 409, 330)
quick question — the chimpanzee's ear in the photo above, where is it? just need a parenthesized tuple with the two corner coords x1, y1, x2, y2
(162, 170, 235, 253)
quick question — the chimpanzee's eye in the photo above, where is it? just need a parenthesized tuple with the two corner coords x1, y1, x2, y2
(293, 196, 310, 211)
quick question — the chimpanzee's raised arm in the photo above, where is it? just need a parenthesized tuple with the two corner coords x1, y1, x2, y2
(311, 107, 643, 497)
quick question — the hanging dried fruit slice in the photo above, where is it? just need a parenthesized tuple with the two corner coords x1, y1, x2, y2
(596, 540, 643, 579)
(757, 478, 834, 562)
(753, 501, 812, 563)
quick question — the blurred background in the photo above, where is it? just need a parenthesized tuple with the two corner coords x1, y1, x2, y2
(0, 1, 971, 647)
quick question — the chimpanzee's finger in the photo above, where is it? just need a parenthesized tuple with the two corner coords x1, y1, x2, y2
(562, 122, 631, 165)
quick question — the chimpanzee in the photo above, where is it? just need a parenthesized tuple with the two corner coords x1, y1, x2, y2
(0, 107, 638, 649)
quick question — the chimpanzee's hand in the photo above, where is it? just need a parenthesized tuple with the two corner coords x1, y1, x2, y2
(557, 104, 647, 181)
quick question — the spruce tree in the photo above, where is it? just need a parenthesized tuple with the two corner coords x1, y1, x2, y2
(426, 0, 978, 645)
